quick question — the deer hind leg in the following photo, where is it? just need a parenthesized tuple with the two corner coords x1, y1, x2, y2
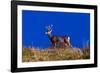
(65, 42, 72, 48)
(64, 40, 71, 48)
(65, 43, 69, 48)
(67, 41, 73, 48)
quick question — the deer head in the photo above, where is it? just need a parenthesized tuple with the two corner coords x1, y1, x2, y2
(45, 25, 53, 35)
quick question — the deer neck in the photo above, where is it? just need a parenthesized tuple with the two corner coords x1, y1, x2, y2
(47, 34, 52, 38)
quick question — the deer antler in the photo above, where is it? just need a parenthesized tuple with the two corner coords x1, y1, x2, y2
(45, 24, 53, 30)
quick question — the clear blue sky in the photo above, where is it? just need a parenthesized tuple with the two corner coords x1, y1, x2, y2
(22, 10, 90, 49)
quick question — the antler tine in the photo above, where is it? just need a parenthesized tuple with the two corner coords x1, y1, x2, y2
(48, 24, 53, 29)
(48, 25, 51, 30)
(45, 24, 53, 30)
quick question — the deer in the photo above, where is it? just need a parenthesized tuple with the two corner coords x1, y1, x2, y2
(45, 25, 72, 48)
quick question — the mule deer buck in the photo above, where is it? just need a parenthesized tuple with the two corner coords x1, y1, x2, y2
(45, 25, 72, 48)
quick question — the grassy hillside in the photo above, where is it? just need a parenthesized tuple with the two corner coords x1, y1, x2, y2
(22, 47, 90, 62)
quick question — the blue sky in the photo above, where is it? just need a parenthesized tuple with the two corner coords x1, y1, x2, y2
(22, 10, 90, 49)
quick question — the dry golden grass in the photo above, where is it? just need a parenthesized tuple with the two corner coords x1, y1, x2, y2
(22, 47, 90, 62)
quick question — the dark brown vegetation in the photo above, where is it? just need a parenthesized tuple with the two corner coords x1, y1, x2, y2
(22, 47, 90, 62)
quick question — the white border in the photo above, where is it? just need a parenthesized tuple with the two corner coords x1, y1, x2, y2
(17, 5, 94, 68)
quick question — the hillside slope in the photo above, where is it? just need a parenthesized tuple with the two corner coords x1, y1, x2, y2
(22, 47, 90, 62)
